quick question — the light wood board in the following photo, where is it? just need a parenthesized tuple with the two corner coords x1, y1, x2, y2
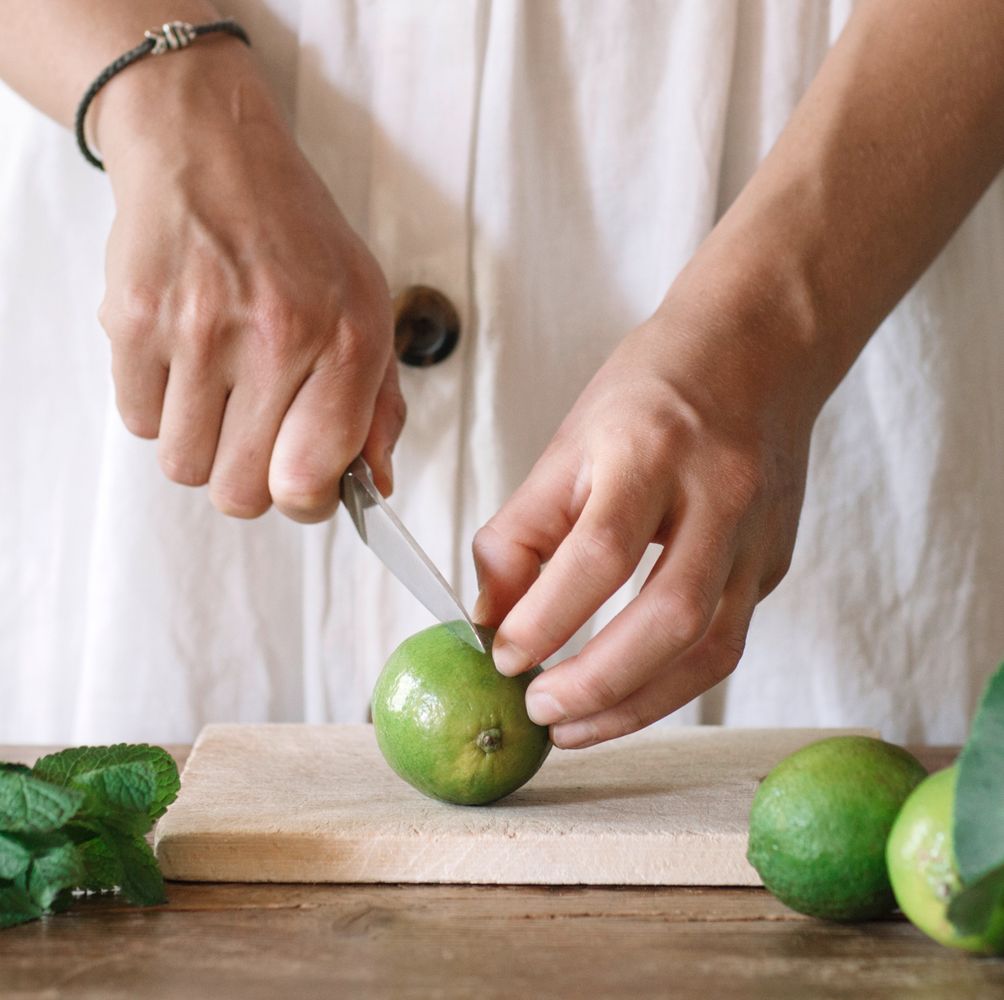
(154, 723, 875, 885)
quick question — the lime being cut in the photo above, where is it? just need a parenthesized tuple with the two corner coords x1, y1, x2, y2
(371, 622, 552, 805)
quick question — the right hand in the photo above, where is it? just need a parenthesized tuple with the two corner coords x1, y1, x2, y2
(93, 40, 404, 521)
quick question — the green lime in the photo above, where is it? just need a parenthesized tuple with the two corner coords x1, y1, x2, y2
(371, 622, 552, 805)
(887, 765, 1004, 954)
(747, 735, 927, 921)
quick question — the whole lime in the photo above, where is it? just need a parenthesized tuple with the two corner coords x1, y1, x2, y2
(887, 765, 1004, 954)
(747, 735, 927, 921)
(371, 622, 552, 805)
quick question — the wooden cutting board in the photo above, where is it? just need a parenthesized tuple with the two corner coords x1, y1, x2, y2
(154, 723, 874, 886)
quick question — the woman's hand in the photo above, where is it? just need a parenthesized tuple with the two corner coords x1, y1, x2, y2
(95, 41, 403, 520)
(472, 288, 822, 749)
(474, 0, 1004, 749)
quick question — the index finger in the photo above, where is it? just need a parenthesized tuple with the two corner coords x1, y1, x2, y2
(489, 472, 671, 677)
(471, 444, 582, 629)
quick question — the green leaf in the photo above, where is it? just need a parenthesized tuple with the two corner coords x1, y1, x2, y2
(75, 836, 123, 892)
(947, 862, 1004, 936)
(27, 839, 85, 911)
(0, 763, 33, 776)
(0, 834, 32, 880)
(103, 830, 166, 906)
(0, 769, 84, 833)
(954, 662, 1004, 884)
(72, 761, 159, 831)
(49, 888, 77, 914)
(0, 879, 43, 929)
(33, 745, 180, 822)
(950, 661, 1004, 936)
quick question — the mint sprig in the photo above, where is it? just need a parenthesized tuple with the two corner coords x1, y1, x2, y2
(0, 744, 180, 930)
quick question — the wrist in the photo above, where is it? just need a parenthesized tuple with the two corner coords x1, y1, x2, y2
(91, 36, 285, 175)
(659, 187, 865, 429)
(651, 233, 833, 438)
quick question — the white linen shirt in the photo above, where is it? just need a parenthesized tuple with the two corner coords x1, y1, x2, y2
(1, 0, 1002, 744)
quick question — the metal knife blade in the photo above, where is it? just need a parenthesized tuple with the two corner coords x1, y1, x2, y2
(340, 456, 486, 653)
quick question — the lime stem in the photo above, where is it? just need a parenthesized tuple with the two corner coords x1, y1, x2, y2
(476, 728, 502, 753)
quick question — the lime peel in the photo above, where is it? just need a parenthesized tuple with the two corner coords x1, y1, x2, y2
(372, 623, 551, 806)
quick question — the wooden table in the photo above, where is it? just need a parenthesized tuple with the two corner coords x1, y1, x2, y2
(3, 744, 1001, 999)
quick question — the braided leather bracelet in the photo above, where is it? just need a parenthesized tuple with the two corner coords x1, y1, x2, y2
(74, 18, 251, 171)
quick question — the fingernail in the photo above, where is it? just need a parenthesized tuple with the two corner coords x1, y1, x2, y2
(525, 690, 567, 726)
(552, 718, 600, 749)
(491, 638, 533, 677)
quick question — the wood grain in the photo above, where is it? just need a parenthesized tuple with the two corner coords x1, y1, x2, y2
(153, 724, 877, 885)
(2, 882, 1001, 1000)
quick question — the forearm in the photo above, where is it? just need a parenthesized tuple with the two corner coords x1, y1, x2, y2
(0, 1, 276, 167)
(0, 2, 225, 124)
(670, 0, 1004, 413)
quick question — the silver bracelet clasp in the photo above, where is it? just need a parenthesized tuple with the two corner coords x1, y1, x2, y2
(144, 22, 196, 56)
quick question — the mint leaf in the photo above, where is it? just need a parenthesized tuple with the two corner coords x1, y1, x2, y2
(76, 836, 123, 892)
(72, 761, 158, 829)
(50, 888, 76, 913)
(947, 862, 1004, 936)
(103, 830, 166, 906)
(0, 834, 31, 880)
(33, 745, 179, 822)
(0, 879, 43, 929)
(954, 662, 1004, 884)
(0, 769, 84, 833)
(1, 743, 178, 930)
(27, 838, 84, 911)
(950, 662, 1004, 936)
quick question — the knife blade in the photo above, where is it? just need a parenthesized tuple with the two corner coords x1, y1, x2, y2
(340, 456, 486, 653)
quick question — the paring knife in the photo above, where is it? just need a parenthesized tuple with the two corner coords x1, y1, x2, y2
(340, 456, 486, 653)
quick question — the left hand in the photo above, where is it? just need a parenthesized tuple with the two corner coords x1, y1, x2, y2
(472, 292, 822, 748)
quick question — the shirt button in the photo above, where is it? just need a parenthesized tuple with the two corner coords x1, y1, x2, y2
(393, 285, 461, 367)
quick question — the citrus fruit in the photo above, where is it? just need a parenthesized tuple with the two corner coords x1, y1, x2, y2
(747, 735, 927, 920)
(371, 622, 552, 805)
(887, 765, 1004, 954)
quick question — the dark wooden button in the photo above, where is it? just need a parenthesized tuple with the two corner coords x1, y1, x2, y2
(393, 285, 460, 367)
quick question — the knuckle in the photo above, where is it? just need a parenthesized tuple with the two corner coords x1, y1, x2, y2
(611, 700, 651, 740)
(718, 453, 767, 516)
(249, 292, 309, 369)
(175, 314, 221, 364)
(650, 587, 713, 649)
(572, 669, 622, 714)
(472, 521, 503, 565)
(700, 654, 739, 691)
(208, 481, 271, 520)
(333, 317, 382, 372)
(706, 633, 746, 684)
(159, 449, 209, 487)
(387, 387, 407, 432)
(760, 553, 793, 596)
(569, 521, 636, 585)
(511, 611, 564, 659)
(614, 422, 678, 475)
(101, 286, 162, 344)
(119, 409, 159, 440)
(270, 466, 341, 522)
(273, 495, 338, 524)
